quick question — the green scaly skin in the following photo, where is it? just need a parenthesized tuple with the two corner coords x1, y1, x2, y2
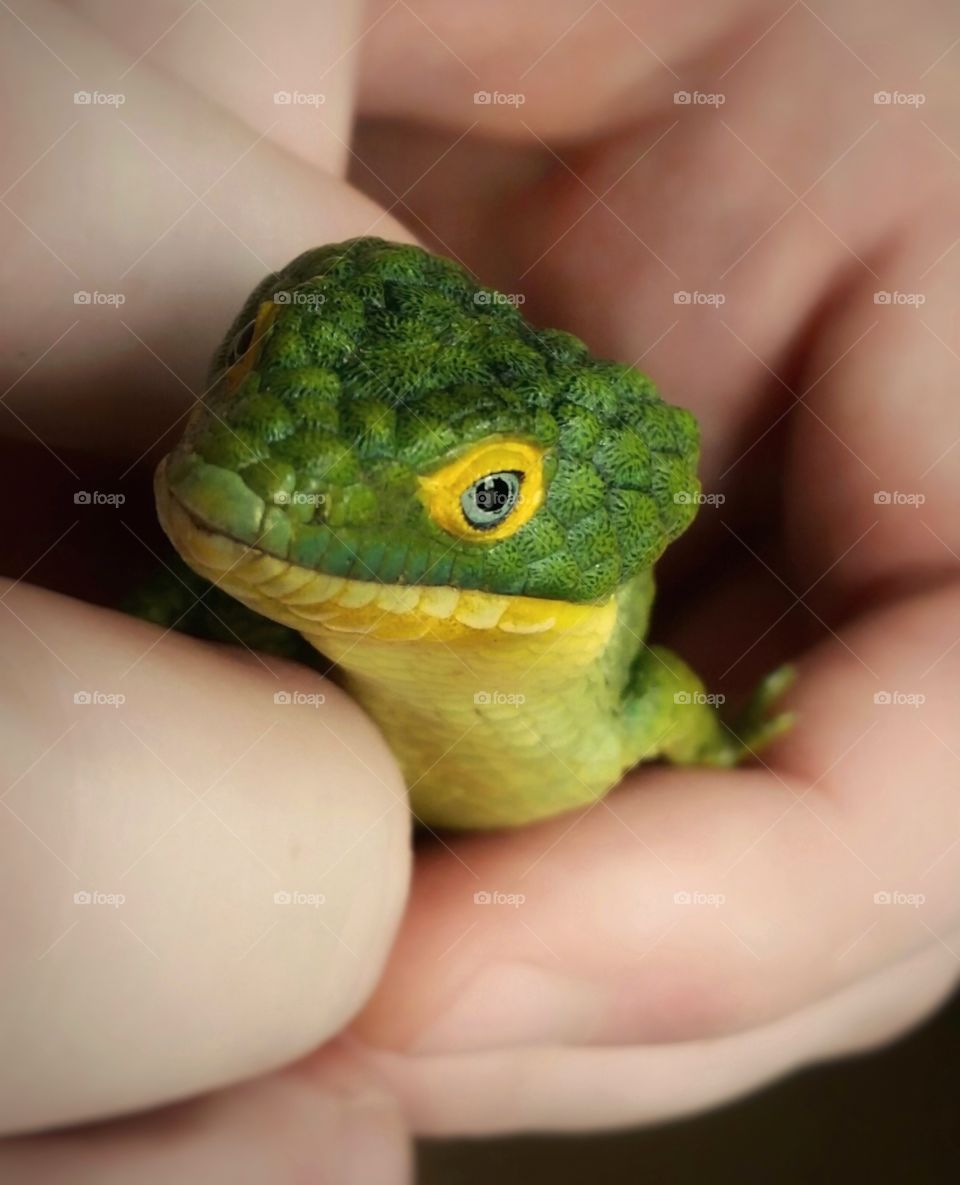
(148, 238, 792, 829)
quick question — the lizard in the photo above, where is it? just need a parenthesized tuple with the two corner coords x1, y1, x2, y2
(152, 237, 792, 829)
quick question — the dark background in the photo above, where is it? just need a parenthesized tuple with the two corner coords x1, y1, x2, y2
(420, 992, 960, 1184)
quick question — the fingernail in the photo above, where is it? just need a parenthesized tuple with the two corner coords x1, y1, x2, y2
(411, 962, 604, 1053)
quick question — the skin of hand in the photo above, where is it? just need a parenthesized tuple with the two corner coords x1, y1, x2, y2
(2, 0, 960, 1179)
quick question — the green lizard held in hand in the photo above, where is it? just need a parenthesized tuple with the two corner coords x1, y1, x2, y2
(151, 237, 792, 829)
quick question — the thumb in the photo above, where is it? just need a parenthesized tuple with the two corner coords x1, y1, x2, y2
(0, 1047, 410, 1185)
(0, 580, 410, 1135)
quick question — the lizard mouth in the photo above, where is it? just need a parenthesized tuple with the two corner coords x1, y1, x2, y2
(155, 456, 588, 643)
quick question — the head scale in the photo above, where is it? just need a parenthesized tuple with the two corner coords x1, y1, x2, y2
(165, 237, 701, 603)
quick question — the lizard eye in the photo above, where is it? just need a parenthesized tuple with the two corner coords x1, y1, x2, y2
(461, 471, 522, 529)
(418, 438, 546, 542)
(225, 300, 278, 391)
(229, 319, 256, 363)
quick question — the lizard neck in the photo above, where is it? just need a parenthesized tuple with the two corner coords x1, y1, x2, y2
(159, 484, 656, 827)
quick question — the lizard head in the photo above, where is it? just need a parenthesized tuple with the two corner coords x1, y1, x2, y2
(158, 238, 700, 628)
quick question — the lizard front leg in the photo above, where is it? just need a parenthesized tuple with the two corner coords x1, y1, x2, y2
(621, 645, 794, 768)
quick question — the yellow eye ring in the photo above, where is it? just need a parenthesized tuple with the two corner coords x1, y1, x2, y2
(418, 438, 547, 542)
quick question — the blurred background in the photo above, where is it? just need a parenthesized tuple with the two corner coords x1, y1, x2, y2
(422, 998, 960, 1183)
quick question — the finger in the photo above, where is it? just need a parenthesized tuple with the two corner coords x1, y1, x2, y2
(787, 200, 960, 612)
(69, 0, 363, 172)
(357, 0, 764, 140)
(1, 0, 412, 454)
(353, 583, 960, 1057)
(0, 1046, 410, 1185)
(352, 933, 959, 1137)
(0, 580, 410, 1135)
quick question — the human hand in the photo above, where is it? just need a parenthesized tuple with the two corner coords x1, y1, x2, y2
(349, 0, 960, 1133)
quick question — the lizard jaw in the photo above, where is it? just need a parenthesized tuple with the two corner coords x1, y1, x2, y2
(155, 456, 607, 645)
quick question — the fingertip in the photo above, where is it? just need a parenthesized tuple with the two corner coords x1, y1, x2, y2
(0, 582, 412, 1133)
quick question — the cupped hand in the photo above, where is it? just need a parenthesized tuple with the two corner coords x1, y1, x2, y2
(2, 0, 959, 1179)
(351, 0, 960, 1134)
